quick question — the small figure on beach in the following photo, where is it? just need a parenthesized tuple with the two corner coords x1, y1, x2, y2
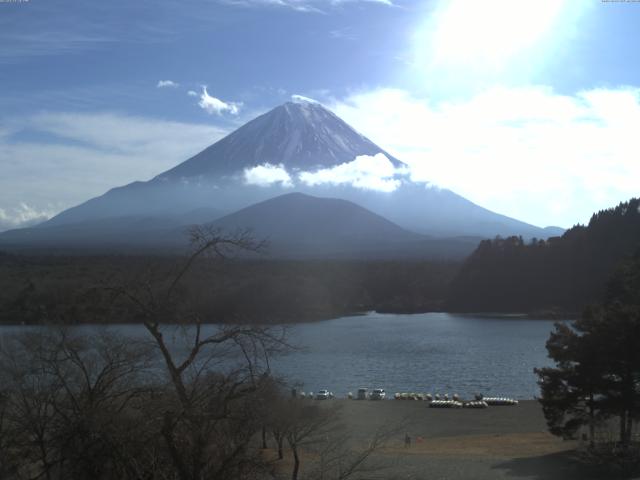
(404, 433, 411, 448)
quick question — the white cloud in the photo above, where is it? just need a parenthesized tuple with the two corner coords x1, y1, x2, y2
(0, 112, 227, 231)
(243, 154, 406, 191)
(330, 86, 640, 227)
(157, 80, 179, 88)
(291, 94, 320, 104)
(187, 90, 198, 97)
(299, 153, 404, 192)
(244, 163, 293, 187)
(197, 87, 241, 115)
(0, 203, 56, 231)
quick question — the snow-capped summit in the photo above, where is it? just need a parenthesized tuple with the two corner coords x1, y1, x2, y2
(158, 101, 403, 181)
(290, 94, 321, 105)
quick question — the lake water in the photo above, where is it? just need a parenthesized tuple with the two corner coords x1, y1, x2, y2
(270, 312, 562, 400)
(0, 312, 564, 399)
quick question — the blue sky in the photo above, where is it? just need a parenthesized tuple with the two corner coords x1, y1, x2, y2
(1, 0, 639, 230)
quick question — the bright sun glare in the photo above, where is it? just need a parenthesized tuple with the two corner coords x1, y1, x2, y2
(424, 0, 567, 70)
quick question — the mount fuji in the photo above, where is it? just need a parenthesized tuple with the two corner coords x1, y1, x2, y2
(0, 99, 562, 256)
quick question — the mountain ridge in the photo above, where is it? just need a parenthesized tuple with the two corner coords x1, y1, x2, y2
(0, 192, 481, 259)
(2, 100, 564, 252)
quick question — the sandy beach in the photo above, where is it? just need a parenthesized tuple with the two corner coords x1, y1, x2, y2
(343, 399, 592, 479)
(268, 399, 606, 480)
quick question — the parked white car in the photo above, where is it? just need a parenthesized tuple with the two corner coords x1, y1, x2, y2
(316, 390, 332, 400)
(370, 388, 386, 400)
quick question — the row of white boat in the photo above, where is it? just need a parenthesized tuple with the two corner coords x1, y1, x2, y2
(293, 390, 519, 407)
(394, 393, 519, 407)
(394, 392, 461, 401)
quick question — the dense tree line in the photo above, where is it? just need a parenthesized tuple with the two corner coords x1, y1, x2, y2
(447, 198, 640, 314)
(0, 253, 459, 325)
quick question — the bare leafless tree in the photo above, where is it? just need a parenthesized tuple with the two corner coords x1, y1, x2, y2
(265, 392, 404, 480)
(307, 421, 404, 480)
(0, 226, 402, 480)
(0, 328, 155, 479)
(104, 225, 290, 480)
(283, 401, 338, 480)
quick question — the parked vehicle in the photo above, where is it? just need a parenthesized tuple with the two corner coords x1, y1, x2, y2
(370, 388, 386, 400)
(316, 390, 332, 400)
(356, 388, 368, 400)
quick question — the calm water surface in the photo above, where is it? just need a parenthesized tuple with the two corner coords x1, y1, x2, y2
(270, 312, 562, 399)
(1, 312, 563, 399)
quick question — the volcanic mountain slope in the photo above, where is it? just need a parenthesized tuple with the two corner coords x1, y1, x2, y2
(0, 193, 481, 259)
(0, 207, 223, 251)
(161, 100, 405, 179)
(1, 98, 562, 253)
(40, 99, 404, 228)
(206, 193, 480, 258)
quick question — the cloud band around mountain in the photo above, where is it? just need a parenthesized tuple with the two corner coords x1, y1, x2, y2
(330, 85, 640, 227)
(243, 153, 407, 192)
(244, 163, 293, 187)
(0, 203, 56, 231)
(298, 153, 404, 192)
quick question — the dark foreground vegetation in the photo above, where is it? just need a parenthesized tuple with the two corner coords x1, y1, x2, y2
(0, 327, 402, 480)
(448, 198, 640, 314)
(535, 250, 640, 478)
(0, 228, 399, 480)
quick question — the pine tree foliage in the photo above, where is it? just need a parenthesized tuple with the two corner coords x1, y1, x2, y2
(449, 198, 640, 312)
(535, 249, 640, 446)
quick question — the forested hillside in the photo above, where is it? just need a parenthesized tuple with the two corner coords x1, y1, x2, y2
(447, 198, 640, 314)
(0, 254, 459, 324)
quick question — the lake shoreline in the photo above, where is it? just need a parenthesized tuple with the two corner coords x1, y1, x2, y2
(0, 308, 578, 326)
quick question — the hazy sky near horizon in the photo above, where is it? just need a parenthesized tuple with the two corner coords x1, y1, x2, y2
(1, 0, 639, 230)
